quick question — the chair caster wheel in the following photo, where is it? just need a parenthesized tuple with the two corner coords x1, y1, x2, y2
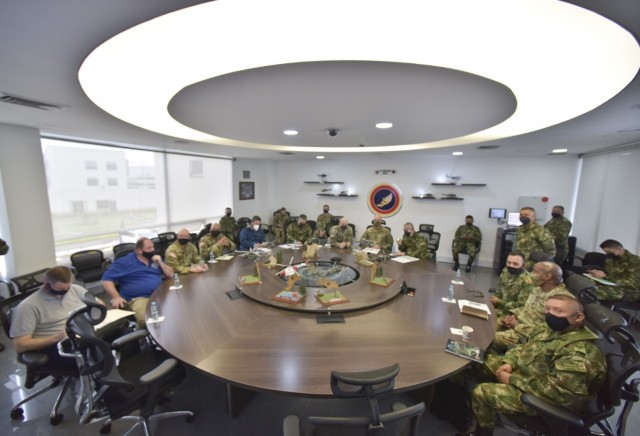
(10, 408, 24, 419)
(50, 413, 64, 425)
(186, 413, 196, 423)
(100, 423, 112, 434)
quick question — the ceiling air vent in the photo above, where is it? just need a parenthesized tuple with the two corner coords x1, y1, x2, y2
(477, 145, 500, 150)
(0, 93, 62, 111)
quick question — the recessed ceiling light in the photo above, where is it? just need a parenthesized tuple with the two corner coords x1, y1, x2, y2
(552, 148, 568, 154)
(452, 151, 463, 156)
(316, 155, 325, 159)
(375, 122, 393, 129)
(283, 130, 298, 135)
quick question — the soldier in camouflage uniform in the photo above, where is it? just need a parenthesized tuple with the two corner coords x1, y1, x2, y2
(544, 205, 572, 265)
(164, 228, 207, 275)
(272, 207, 289, 245)
(286, 214, 313, 244)
(360, 215, 393, 251)
(452, 215, 482, 272)
(330, 217, 354, 249)
(469, 294, 605, 433)
(516, 207, 556, 270)
(489, 252, 535, 318)
(199, 222, 236, 258)
(397, 222, 429, 260)
(589, 239, 640, 301)
(316, 205, 333, 239)
(219, 207, 236, 240)
(490, 262, 573, 353)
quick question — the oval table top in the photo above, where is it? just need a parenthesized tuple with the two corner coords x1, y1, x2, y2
(146, 247, 495, 397)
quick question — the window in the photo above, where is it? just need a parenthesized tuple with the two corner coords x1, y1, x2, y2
(96, 200, 116, 211)
(87, 177, 99, 186)
(85, 160, 97, 170)
(107, 177, 118, 186)
(189, 160, 204, 178)
(71, 201, 85, 213)
(106, 161, 118, 170)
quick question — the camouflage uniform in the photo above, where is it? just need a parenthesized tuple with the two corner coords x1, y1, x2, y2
(492, 268, 535, 318)
(219, 215, 236, 240)
(272, 211, 289, 245)
(491, 284, 573, 352)
(360, 225, 393, 251)
(544, 216, 572, 264)
(595, 250, 640, 301)
(452, 224, 482, 265)
(516, 222, 556, 269)
(329, 225, 354, 248)
(0, 237, 8, 255)
(316, 212, 333, 237)
(471, 322, 605, 429)
(164, 241, 202, 274)
(199, 233, 236, 258)
(286, 222, 313, 244)
(398, 234, 429, 260)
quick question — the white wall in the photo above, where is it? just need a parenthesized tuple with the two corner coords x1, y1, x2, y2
(231, 159, 277, 221)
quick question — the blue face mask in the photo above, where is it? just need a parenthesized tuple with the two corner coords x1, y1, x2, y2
(45, 283, 68, 296)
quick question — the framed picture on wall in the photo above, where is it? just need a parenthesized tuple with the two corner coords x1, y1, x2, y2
(239, 181, 255, 200)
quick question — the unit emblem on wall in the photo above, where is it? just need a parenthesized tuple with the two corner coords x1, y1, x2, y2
(367, 183, 403, 218)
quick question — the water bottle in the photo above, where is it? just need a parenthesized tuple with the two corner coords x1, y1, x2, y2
(209, 251, 215, 262)
(447, 284, 455, 301)
(173, 272, 181, 288)
(455, 268, 462, 281)
(150, 301, 159, 321)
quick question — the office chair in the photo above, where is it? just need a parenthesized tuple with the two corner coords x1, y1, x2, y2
(306, 219, 317, 233)
(10, 267, 50, 293)
(570, 251, 607, 274)
(70, 249, 106, 285)
(451, 240, 481, 271)
(64, 293, 195, 435)
(564, 271, 600, 306)
(112, 243, 136, 260)
(561, 236, 577, 269)
(156, 232, 177, 259)
(283, 363, 425, 436)
(418, 224, 434, 234)
(0, 290, 78, 425)
(235, 217, 251, 244)
(498, 304, 640, 436)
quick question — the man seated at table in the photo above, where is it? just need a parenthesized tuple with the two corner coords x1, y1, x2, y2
(199, 222, 236, 258)
(587, 239, 640, 302)
(396, 222, 429, 259)
(239, 216, 266, 250)
(329, 217, 354, 249)
(102, 237, 174, 328)
(10, 266, 97, 369)
(164, 228, 208, 275)
(287, 214, 313, 244)
(489, 252, 535, 318)
(465, 294, 605, 436)
(360, 214, 393, 251)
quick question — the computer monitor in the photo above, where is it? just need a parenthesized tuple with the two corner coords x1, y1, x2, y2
(488, 208, 507, 219)
(507, 212, 522, 227)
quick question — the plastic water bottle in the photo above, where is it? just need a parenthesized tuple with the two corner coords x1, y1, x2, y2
(455, 268, 462, 281)
(209, 251, 215, 262)
(150, 301, 159, 321)
(447, 284, 455, 301)
(173, 272, 181, 288)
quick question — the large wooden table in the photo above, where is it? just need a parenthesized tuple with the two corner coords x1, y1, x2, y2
(146, 247, 495, 408)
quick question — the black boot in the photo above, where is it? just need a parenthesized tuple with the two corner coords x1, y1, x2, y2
(453, 260, 460, 271)
(465, 264, 472, 273)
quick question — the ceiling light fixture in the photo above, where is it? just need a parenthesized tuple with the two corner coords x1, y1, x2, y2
(375, 122, 393, 129)
(283, 130, 298, 135)
(452, 151, 463, 156)
(552, 148, 568, 154)
(316, 155, 325, 159)
(79, 0, 640, 154)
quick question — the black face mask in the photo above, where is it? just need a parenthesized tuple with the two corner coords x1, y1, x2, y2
(606, 252, 620, 260)
(373, 222, 381, 228)
(340, 225, 348, 231)
(507, 266, 524, 276)
(298, 223, 305, 228)
(404, 230, 411, 238)
(211, 230, 220, 237)
(465, 222, 473, 226)
(519, 216, 531, 225)
(545, 313, 572, 331)
(323, 209, 329, 213)
(178, 238, 189, 245)
(142, 250, 155, 260)
(225, 212, 231, 217)
(45, 284, 68, 296)
(551, 213, 561, 219)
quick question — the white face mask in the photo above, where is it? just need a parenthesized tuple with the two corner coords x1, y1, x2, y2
(253, 224, 260, 231)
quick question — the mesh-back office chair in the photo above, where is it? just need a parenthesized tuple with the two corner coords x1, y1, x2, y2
(70, 249, 105, 285)
(10, 268, 49, 294)
(306, 219, 317, 233)
(234, 217, 251, 244)
(156, 232, 176, 259)
(415, 231, 440, 262)
(64, 294, 195, 435)
(283, 363, 425, 436)
(0, 290, 78, 425)
(113, 243, 136, 260)
(570, 252, 607, 274)
(565, 271, 600, 306)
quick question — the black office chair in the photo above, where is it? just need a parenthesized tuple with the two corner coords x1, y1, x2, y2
(235, 217, 251, 244)
(565, 270, 600, 306)
(0, 290, 78, 425)
(283, 363, 425, 436)
(561, 236, 578, 269)
(570, 252, 607, 274)
(70, 249, 106, 285)
(10, 267, 50, 294)
(156, 232, 176, 259)
(306, 219, 317, 233)
(112, 242, 136, 260)
(451, 240, 481, 271)
(418, 224, 434, 234)
(64, 293, 195, 434)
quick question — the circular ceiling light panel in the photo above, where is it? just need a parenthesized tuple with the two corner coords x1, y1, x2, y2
(79, 0, 640, 153)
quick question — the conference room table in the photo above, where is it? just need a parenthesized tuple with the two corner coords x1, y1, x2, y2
(145, 246, 496, 415)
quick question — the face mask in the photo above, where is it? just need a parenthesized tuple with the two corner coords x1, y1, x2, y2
(466, 222, 473, 226)
(373, 222, 381, 228)
(545, 312, 572, 331)
(404, 230, 411, 238)
(211, 230, 220, 237)
(253, 224, 260, 231)
(551, 213, 561, 219)
(298, 223, 305, 228)
(225, 211, 231, 216)
(519, 216, 531, 225)
(45, 284, 68, 296)
(142, 250, 155, 260)
(340, 225, 347, 231)
(507, 266, 524, 276)
(178, 238, 189, 245)
(323, 209, 329, 213)
(530, 273, 543, 286)
(606, 252, 620, 260)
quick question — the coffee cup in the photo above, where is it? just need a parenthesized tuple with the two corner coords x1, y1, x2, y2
(462, 326, 474, 342)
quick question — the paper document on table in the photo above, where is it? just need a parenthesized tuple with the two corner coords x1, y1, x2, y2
(363, 247, 380, 255)
(391, 255, 419, 264)
(95, 309, 135, 332)
(457, 299, 491, 315)
(217, 254, 234, 261)
(583, 274, 618, 286)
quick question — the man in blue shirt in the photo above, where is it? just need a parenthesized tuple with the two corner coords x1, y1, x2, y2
(239, 215, 266, 250)
(102, 237, 173, 327)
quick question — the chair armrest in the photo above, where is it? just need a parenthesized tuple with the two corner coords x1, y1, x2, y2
(19, 350, 50, 367)
(283, 415, 301, 436)
(138, 358, 178, 385)
(520, 393, 584, 428)
(111, 329, 148, 349)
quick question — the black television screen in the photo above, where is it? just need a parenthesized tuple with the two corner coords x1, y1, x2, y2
(489, 208, 507, 219)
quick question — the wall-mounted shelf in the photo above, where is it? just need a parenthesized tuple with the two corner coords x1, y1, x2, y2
(430, 183, 486, 187)
(412, 196, 463, 201)
(317, 193, 358, 197)
(304, 181, 344, 184)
